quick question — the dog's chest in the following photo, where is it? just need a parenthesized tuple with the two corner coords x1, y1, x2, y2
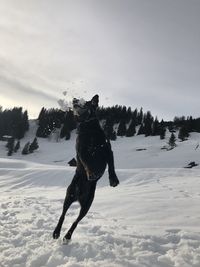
(76, 120, 105, 154)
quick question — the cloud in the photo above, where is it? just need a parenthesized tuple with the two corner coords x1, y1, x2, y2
(0, 0, 200, 120)
(0, 73, 56, 102)
(0, 57, 58, 102)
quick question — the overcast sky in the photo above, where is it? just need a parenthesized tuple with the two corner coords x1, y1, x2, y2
(0, 0, 200, 120)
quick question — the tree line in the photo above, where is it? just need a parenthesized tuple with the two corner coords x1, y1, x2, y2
(36, 105, 200, 142)
(36, 107, 76, 140)
(0, 107, 29, 140)
(1, 105, 200, 144)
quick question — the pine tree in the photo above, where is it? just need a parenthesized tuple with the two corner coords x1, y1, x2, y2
(14, 140, 20, 153)
(168, 133, 176, 149)
(143, 111, 153, 137)
(7, 137, 15, 156)
(152, 117, 160, 136)
(66, 110, 76, 131)
(58, 110, 76, 140)
(126, 119, 136, 137)
(29, 137, 39, 153)
(137, 108, 143, 124)
(160, 126, 166, 140)
(132, 108, 138, 125)
(117, 120, 126, 136)
(36, 117, 51, 138)
(178, 126, 189, 141)
(186, 116, 193, 132)
(38, 107, 46, 121)
(60, 123, 71, 139)
(168, 124, 176, 133)
(22, 142, 30, 155)
(137, 123, 145, 135)
(126, 107, 132, 123)
(22, 110, 29, 132)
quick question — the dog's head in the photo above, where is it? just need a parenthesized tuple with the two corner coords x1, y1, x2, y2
(72, 94, 99, 121)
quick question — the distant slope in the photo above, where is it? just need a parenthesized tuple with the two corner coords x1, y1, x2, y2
(1, 119, 200, 169)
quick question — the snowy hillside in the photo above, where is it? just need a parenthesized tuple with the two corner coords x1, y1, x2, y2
(1, 121, 200, 267)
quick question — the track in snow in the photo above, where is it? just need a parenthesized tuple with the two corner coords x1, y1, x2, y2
(1, 194, 200, 267)
(1, 159, 200, 267)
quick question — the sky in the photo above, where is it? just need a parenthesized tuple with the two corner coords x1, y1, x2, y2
(0, 0, 200, 120)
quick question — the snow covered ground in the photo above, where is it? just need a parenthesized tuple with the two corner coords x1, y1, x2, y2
(1, 123, 200, 267)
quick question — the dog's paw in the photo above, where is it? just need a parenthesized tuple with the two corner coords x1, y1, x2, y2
(53, 229, 60, 239)
(109, 177, 119, 187)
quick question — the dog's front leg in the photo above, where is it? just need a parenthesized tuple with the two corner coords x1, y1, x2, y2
(105, 141, 119, 187)
(77, 148, 97, 180)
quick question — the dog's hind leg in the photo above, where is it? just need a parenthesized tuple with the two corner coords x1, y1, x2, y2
(63, 182, 96, 242)
(53, 174, 79, 239)
(106, 141, 119, 187)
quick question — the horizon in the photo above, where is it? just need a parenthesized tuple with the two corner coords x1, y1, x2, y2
(1, 101, 199, 122)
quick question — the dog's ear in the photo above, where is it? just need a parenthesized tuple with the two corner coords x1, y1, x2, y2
(91, 95, 99, 108)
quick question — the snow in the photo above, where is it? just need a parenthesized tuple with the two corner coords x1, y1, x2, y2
(57, 98, 73, 112)
(57, 91, 86, 112)
(1, 122, 200, 267)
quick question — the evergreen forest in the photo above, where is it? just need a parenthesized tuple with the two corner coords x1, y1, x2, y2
(1, 104, 200, 142)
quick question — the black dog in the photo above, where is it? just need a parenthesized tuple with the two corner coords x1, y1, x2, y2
(53, 95, 119, 242)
